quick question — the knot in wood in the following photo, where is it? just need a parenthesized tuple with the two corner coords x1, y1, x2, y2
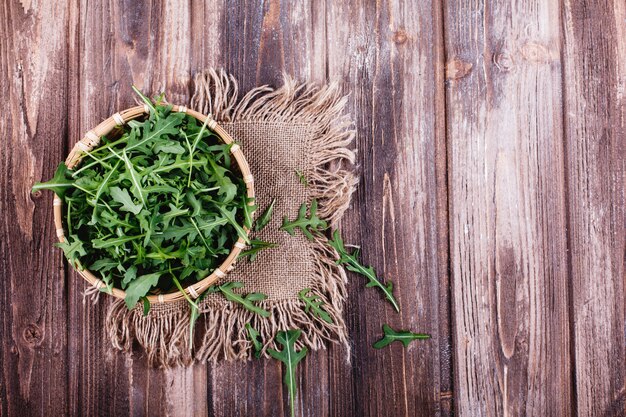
(445, 58, 473, 80)
(521, 42, 551, 63)
(493, 51, 515, 72)
(23, 323, 43, 346)
(393, 29, 408, 45)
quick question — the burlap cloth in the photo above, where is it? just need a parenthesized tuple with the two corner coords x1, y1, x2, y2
(104, 69, 357, 367)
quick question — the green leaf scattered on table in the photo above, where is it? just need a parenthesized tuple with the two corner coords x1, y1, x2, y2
(372, 324, 430, 349)
(268, 329, 308, 417)
(254, 198, 276, 231)
(245, 323, 263, 358)
(328, 230, 400, 312)
(238, 239, 277, 262)
(32, 88, 250, 308)
(298, 288, 333, 324)
(280, 199, 327, 240)
(212, 282, 270, 317)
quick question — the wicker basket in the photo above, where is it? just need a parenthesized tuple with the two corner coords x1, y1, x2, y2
(53, 104, 255, 303)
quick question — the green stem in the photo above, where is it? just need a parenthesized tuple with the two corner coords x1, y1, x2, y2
(187, 116, 210, 188)
(347, 256, 400, 312)
(132, 85, 158, 117)
(73, 184, 96, 196)
(171, 275, 198, 310)
(66, 200, 73, 235)
(189, 217, 212, 252)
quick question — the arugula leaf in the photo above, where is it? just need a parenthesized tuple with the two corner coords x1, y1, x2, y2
(245, 323, 263, 358)
(215, 282, 270, 317)
(298, 288, 333, 324)
(32, 163, 74, 200)
(242, 196, 257, 230)
(208, 157, 237, 203)
(187, 287, 213, 351)
(92, 234, 144, 249)
(110, 186, 143, 214)
(280, 199, 327, 240)
(131, 85, 157, 116)
(124, 272, 162, 309)
(372, 324, 430, 349)
(169, 275, 205, 350)
(268, 330, 307, 417)
(91, 160, 121, 218)
(238, 239, 277, 262)
(254, 198, 276, 231)
(186, 115, 211, 188)
(142, 297, 151, 316)
(55, 235, 86, 266)
(120, 150, 146, 206)
(160, 217, 228, 242)
(154, 141, 186, 154)
(121, 265, 138, 289)
(328, 230, 400, 312)
(90, 257, 118, 273)
(216, 205, 251, 245)
(185, 191, 203, 216)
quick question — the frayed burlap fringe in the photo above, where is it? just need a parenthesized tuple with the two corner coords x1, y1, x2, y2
(103, 69, 357, 367)
(193, 237, 350, 363)
(107, 300, 192, 367)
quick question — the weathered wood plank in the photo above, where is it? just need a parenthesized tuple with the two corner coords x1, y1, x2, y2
(66, 0, 136, 414)
(326, 0, 449, 415)
(9, 0, 626, 416)
(65, 1, 206, 416)
(0, 1, 71, 416)
(561, 1, 626, 415)
(210, 1, 332, 416)
(444, 0, 572, 415)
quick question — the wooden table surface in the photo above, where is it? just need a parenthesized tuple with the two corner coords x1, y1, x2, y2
(1, 1, 624, 416)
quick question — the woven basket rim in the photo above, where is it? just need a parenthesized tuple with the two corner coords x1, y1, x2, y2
(53, 104, 255, 304)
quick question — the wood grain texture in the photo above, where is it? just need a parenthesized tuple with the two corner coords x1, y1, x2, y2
(561, 1, 626, 415)
(65, 1, 203, 416)
(1, 0, 624, 416)
(0, 1, 71, 415)
(444, 0, 572, 415)
(212, 2, 333, 416)
(326, 0, 450, 415)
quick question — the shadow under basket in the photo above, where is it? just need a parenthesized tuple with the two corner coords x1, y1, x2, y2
(53, 104, 255, 303)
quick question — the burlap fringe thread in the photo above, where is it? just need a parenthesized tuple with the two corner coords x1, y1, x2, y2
(103, 69, 357, 367)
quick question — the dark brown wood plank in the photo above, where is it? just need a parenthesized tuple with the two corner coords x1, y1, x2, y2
(65, 1, 207, 416)
(444, 0, 572, 415)
(66, 0, 137, 414)
(0, 1, 71, 416)
(326, 1, 450, 416)
(4, 0, 626, 415)
(208, 1, 333, 416)
(561, 1, 626, 415)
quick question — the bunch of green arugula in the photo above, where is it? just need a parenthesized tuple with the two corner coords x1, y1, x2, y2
(32, 89, 250, 311)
